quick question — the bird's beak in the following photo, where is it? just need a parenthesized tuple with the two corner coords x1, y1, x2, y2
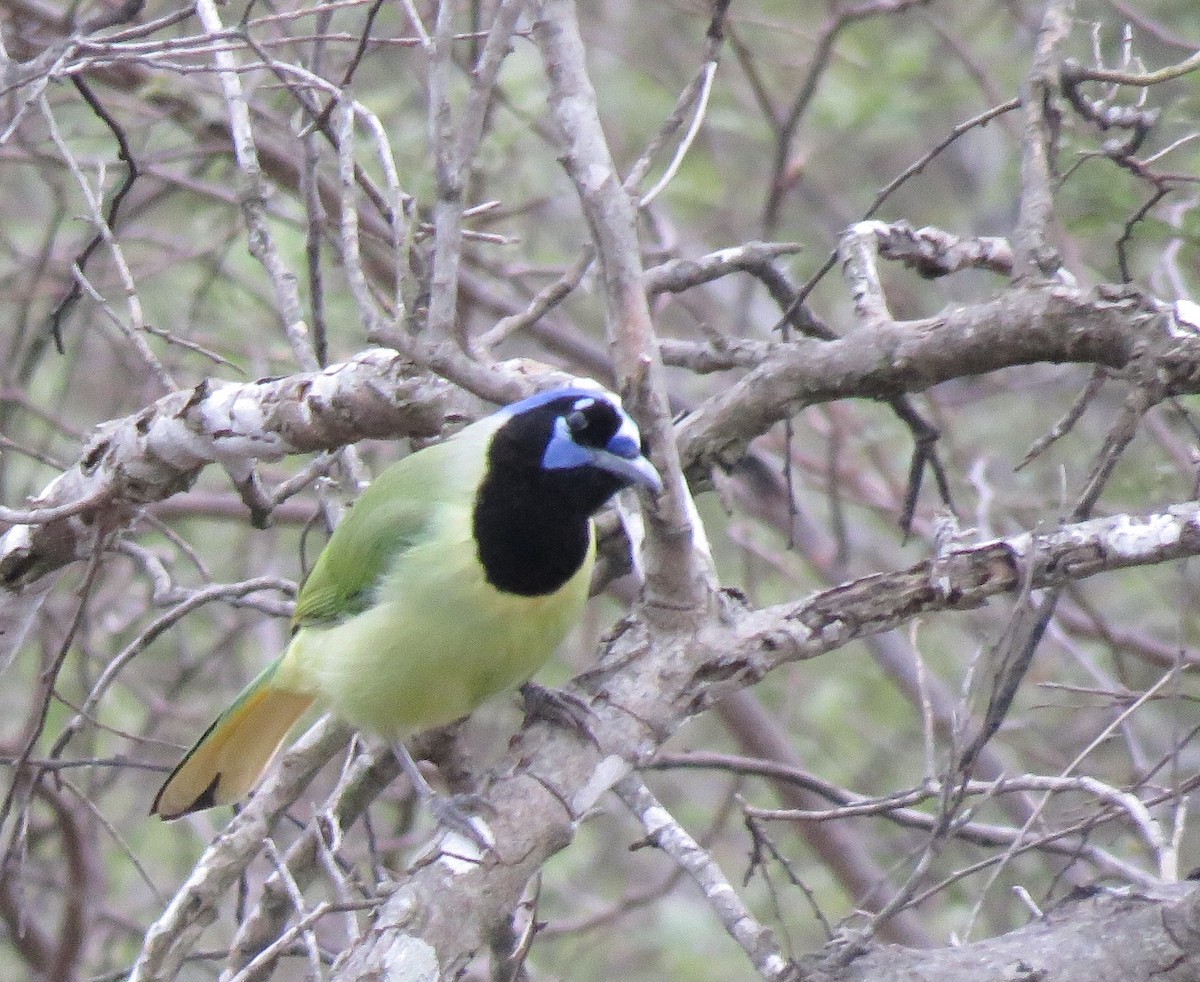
(591, 448, 664, 495)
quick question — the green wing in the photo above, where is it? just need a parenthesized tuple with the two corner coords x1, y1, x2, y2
(292, 455, 446, 628)
(291, 411, 498, 630)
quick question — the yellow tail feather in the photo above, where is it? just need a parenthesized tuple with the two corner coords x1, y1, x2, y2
(152, 670, 315, 820)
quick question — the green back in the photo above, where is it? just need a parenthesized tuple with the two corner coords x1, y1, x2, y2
(292, 416, 498, 629)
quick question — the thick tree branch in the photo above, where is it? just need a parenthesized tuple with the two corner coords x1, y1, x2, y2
(323, 501, 1200, 977)
(675, 282, 1171, 483)
(0, 352, 461, 668)
(800, 884, 1200, 982)
(0, 351, 462, 581)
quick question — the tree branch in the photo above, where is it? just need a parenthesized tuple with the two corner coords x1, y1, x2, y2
(800, 884, 1200, 982)
(322, 500, 1200, 977)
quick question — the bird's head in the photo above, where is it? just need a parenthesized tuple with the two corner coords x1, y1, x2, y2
(473, 385, 662, 595)
(489, 386, 663, 511)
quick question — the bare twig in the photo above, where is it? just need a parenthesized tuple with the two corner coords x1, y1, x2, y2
(615, 774, 794, 982)
(195, 0, 320, 372)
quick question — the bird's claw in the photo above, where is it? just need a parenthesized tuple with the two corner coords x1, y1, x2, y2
(428, 791, 496, 854)
(520, 682, 600, 748)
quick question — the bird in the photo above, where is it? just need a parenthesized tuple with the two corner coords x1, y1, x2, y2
(151, 384, 663, 825)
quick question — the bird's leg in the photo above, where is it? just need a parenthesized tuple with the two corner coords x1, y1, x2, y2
(392, 741, 496, 853)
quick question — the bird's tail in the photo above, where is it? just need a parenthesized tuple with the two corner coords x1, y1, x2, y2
(151, 656, 315, 820)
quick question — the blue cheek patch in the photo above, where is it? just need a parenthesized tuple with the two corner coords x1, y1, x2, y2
(542, 418, 592, 471)
(605, 433, 640, 460)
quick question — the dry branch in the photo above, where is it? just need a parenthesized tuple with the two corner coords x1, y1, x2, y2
(0, 352, 463, 662)
(304, 501, 1200, 978)
(800, 883, 1200, 982)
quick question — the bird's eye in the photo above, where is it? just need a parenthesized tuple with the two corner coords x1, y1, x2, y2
(565, 409, 589, 434)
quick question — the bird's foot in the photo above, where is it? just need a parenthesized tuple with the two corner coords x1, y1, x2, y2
(392, 741, 496, 855)
(520, 682, 600, 748)
(427, 791, 496, 854)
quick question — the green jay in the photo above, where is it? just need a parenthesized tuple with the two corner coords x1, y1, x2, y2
(151, 384, 662, 823)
